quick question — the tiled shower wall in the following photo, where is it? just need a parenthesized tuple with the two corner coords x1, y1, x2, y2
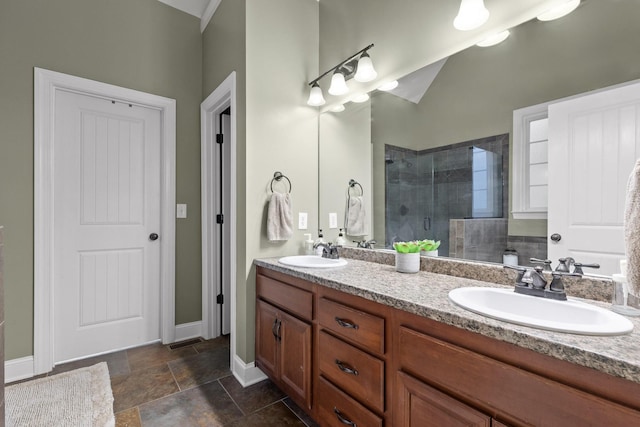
(449, 219, 508, 263)
(385, 134, 509, 257)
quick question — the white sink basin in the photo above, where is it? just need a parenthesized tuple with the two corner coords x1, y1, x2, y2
(279, 255, 348, 269)
(448, 287, 633, 336)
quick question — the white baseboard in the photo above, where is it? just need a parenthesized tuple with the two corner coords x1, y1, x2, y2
(174, 321, 203, 342)
(232, 354, 267, 387)
(5, 356, 35, 384)
(6, 322, 204, 384)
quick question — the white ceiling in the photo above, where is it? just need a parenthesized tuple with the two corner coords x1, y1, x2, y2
(157, 0, 219, 32)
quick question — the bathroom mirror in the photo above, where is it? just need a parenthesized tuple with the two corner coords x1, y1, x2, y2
(318, 0, 640, 275)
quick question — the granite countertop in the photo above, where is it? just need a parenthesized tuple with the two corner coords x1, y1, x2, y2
(254, 256, 640, 385)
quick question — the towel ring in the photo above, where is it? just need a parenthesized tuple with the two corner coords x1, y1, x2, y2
(271, 171, 292, 193)
(348, 179, 363, 196)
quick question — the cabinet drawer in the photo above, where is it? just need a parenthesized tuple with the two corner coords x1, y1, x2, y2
(256, 274, 312, 321)
(319, 331, 384, 412)
(318, 297, 385, 354)
(398, 326, 640, 426)
(316, 376, 383, 427)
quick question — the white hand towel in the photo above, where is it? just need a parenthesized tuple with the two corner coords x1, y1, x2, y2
(267, 192, 293, 241)
(346, 196, 367, 237)
(624, 158, 640, 295)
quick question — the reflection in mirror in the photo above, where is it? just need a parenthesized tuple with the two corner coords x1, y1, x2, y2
(318, 101, 372, 244)
(319, 0, 640, 276)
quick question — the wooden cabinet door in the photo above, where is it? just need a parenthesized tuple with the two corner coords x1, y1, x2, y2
(256, 300, 279, 380)
(279, 310, 312, 409)
(396, 371, 491, 427)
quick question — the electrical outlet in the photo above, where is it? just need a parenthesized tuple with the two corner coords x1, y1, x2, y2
(329, 212, 338, 229)
(176, 204, 187, 219)
(298, 212, 308, 229)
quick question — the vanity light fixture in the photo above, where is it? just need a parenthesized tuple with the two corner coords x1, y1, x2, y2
(377, 80, 399, 91)
(330, 104, 346, 113)
(328, 71, 349, 96)
(354, 52, 377, 82)
(307, 82, 326, 106)
(306, 44, 375, 106)
(537, 0, 580, 21)
(453, 0, 490, 31)
(476, 30, 510, 47)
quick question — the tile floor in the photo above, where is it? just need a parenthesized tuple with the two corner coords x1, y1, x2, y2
(14, 336, 320, 426)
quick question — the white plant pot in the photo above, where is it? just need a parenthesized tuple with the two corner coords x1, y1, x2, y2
(424, 249, 438, 257)
(395, 252, 421, 273)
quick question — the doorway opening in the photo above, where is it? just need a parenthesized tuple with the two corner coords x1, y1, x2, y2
(201, 72, 237, 378)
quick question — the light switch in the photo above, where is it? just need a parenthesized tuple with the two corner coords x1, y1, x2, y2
(176, 204, 187, 219)
(298, 212, 308, 229)
(329, 212, 338, 229)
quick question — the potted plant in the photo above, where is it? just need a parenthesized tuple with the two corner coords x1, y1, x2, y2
(421, 239, 441, 257)
(393, 241, 423, 273)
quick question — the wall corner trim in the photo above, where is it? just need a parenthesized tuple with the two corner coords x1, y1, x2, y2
(232, 354, 267, 388)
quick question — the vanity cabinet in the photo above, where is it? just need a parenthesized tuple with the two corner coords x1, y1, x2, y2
(315, 288, 390, 426)
(256, 264, 640, 427)
(394, 311, 640, 427)
(256, 271, 313, 410)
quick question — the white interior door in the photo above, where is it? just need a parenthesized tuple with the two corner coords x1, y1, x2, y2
(53, 89, 161, 363)
(548, 81, 640, 276)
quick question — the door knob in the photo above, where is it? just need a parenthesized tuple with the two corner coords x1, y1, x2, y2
(550, 233, 562, 242)
(149, 233, 159, 241)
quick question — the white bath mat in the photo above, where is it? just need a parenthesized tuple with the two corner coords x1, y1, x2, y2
(6, 362, 115, 427)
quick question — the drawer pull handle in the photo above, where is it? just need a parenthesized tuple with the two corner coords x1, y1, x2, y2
(272, 319, 281, 341)
(335, 359, 359, 376)
(335, 317, 359, 330)
(334, 408, 357, 426)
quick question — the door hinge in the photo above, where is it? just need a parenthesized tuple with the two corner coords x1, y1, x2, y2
(216, 293, 224, 304)
(216, 214, 224, 224)
(216, 134, 223, 144)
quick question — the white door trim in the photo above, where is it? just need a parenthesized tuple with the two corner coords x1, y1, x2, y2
(201, 72, 237, 370)
(34, 68, 176, 375)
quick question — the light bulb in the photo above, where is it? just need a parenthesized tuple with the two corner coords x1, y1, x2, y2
(377, 81, 399, 91)
(476, 30, 510, 47)
(351, 93, 370, 103)
(306, 82, 326, 106)
(328, 71, 349, 96)
(453, 0, 490, 31)
(354, 52, 377, 82)
(537, 0, 580, 21)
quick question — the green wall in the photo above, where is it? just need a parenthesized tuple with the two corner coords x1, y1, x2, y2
(371, 0, 640, 238)
(203, 0, 319, 363)
(0, 0, 202, 359)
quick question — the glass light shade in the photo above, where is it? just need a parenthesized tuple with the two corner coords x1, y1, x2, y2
(453, 0, 490, 31)
(354, 53, 377, 82)
(377, 80, 399, 91)
(476, 30, 510, 47)
(537, 0, 580, 21)
(351, 93, 370, 103)
(331, 104, 346, 113)
(328, 71, 349, 96)
(306, 83, 325, 106)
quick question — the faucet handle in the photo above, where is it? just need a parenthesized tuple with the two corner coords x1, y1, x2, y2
(573, 262, 600, 275)
(530, 258, 553, 272)
(555, 258, 571, 272)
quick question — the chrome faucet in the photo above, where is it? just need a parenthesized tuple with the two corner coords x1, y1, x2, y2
(354, 239, 376, 249)
(504, 264, 580, 301)
(314, 242, 340, 259)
